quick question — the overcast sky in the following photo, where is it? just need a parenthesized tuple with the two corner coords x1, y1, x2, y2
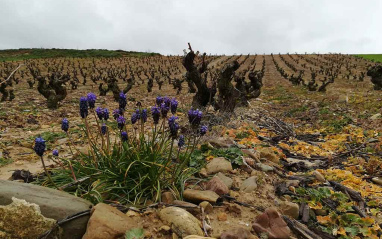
(0, 0, 380, 55)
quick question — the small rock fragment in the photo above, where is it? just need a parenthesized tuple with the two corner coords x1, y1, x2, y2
(159, 225, 172, 235)
(159, 207, 203, 237)
(372, 177, 382, 186)
(217, 212, 228, 221)
(279, 201, 299, 219)
(256, 163, 274, 172)
(206, 176, 229, 195)
(183, 189, 220, 204)
(312, 170, 325, 182)
(162, 191, 175, 204)
(252, 208, 290, 239)
(240, 176, 258, 192)
(199, 201, 213, 214)
(206, 157, 233, 174)
(216, 172, 233, 189)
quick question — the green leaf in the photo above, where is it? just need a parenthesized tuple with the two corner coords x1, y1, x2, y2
(125, 228, 144, 239)
(344, 226, 359, 236)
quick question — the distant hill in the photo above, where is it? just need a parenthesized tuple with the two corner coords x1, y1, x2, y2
(0, 48, 160, 61)
(356, 54, 382, 63)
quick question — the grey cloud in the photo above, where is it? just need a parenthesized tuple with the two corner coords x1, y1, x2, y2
(0, 0, 380, 54)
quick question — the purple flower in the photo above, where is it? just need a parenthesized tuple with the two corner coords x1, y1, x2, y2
(61, 118, 69, 132)
(151, 106, 160, 124)
(168, 116, 179, 139)
(52, 149, 59, 156)
(113, 109, 121, 120)
(79, 97, 89, 119)
(178, 135, 185, 148)
(188, 109, 202, 126)
(121, 131, 128, 142)
(117, 116, 126, 130)
(160, 103, 169, 118)
(200, 125, 208, 136)
(87, 93, 97, 109)
(163, 96, 171, 107)
(96, 107, 104, 120)
(119, 92, 127, 110)
(156, 96, 163, 106)
(141, 109, 147, 123)
(101, 123, 107, 135)
(170, 98, 178, 114)
(103, 108, 109, 121)
(131, 112, 139, 124)
(34, 137, 46, 157)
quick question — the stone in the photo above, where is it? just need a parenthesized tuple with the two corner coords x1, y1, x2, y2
(83, 203, 140, 239)
(184, 236, 216, 239)
(0, 197, 56, 239)
(159, 207, 203, 237)
(312, 170, 325, 182)
(279, 201, 299, 219)
(0, 180, 92, 239)
(252, 208, 290, 239)
(257, 147, 280, 164)
(285, 158, 322, 169)
(226, 204, 241, 216)
(206, 157, 233, 174)
(199, 168, 208, 177)
(241, 149, 260, 163)
(206, 176, 229, 195)
(370, 113, 381, 120)
(199, 201, 213, 214)
(220, 227, 257, 239)
(159, 225, 172, 235)
(256, 163, 274, 172)
(208, 137, 236, 148)
(126, 210, 140, 217)
(216, 172, 233, 188)
(162, 191, 175, 204)
(372, 177, 382, 186)
(217, 212, 228, 221)
(183, 189, 220, 204)
(240, 176, 258, 192)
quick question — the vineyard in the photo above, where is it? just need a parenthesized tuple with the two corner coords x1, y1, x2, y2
(0, 47, 381, 239)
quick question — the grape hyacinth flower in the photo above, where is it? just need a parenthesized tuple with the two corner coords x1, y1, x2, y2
(178, 135, 185, 148)
(160, 103, 169, 118)
(168, 116, 179, 139)
(34, 137, 46, 157)
(96, 107, 104, 120)
(163, 96, 171, 107)
(87, 93, 97, 109)
(131, 111, 139, 124)
(80, 97, 89, 119)
(52, 149, 59, 156)
(101, 123, 107, 135)
(113, 109, 121, 120)
(121, 131, 128, 142)
(103, 108, 109, 121)
(188, 109, 202, 126)
(151, 106, 160, 124)
(61, 118, 69, 132)
(117, 115, 126, 130)
(170, 98, 178, 114)
(156, 96, 163, 106)
(141, 109, 147, 123)
(119, 92, 127, 110)
(200, 125, 208, 136)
